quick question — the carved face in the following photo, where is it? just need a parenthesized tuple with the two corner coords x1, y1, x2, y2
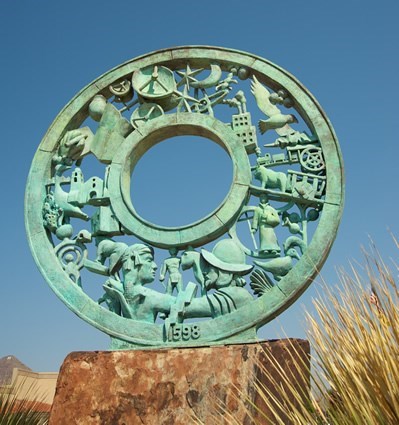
(203, 265, 232, 290)
(203, 265, 218, 289)
(137, 253, 157, 285)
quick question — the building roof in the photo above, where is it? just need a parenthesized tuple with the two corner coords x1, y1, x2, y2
(0, 355, 32, 385)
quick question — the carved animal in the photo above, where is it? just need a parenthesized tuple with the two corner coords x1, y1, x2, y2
(96, 239, 119, 264)
(253, 248, 300, 281)
(282, 217, 302, 235)
(95, 239, 128, 275)
(283, 236, 307, 255)
(251, 76, 298, 135)
(76, 229, 92, 243)
(215, 71, 237, 91)
(254, 165, 287, 192)
(54, 164, 89, 221)
(180, 249, 205, 294)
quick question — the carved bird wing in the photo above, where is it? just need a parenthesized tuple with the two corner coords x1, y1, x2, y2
(252, 76, 298, 136)
(251, 76, 281, 118)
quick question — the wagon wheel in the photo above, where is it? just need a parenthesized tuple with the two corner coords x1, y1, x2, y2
(109, 79, 133, 102)
(299, 146, 325, 172)
(130, 103, 164, 129)
(109, 80, 131, 97)
(132, 65, 176, 99)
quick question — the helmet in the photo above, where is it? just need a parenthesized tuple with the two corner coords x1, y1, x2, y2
(201, 239, 253, 275)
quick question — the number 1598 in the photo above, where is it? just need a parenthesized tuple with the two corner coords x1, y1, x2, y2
(168, 324, 200, 341)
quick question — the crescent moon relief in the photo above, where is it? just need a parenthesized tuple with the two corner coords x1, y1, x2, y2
(26, 47, 343, 349)
(190, 64, 223, 89)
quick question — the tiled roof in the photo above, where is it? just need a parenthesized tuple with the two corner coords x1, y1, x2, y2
(0, 355, 32, 385)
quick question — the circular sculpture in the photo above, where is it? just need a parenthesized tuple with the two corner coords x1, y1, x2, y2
(25, 46, 344, 349)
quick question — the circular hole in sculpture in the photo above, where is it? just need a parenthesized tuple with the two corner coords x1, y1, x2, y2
(131, 135, 233, 227)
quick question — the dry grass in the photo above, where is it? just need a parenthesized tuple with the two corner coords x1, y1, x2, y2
(212, 238, 399, 424)
(305, 239, 399, 425)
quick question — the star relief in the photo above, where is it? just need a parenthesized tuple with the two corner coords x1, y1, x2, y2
(176, 64, 204, 90)
(176, 86, 199, 112)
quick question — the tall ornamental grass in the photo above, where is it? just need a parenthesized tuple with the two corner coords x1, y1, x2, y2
(217, 239, 399, 424)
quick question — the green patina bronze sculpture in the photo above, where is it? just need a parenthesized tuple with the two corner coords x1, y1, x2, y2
(25, 46, 344, 349)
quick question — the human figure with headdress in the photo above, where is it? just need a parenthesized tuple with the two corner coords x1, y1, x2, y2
(184, 239, 253, 318)
(101, 243, 178, 323)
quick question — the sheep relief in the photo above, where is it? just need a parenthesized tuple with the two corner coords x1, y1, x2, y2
(26, 46, 344, 349)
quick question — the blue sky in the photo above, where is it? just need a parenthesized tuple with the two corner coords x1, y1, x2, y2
(1, 0, 398, 372)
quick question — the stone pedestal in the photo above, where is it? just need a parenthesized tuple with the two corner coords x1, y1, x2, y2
(49, 339, 309, 425)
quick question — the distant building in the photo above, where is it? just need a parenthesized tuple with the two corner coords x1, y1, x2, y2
(0, 355, 58, 413)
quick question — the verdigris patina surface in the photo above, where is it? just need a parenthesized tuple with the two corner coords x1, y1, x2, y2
(25, 46, 344, 349)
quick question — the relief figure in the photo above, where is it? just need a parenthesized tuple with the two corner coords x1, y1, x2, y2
(251, 195, 281, 255)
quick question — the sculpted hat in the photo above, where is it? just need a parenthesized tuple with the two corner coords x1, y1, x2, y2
(201, 239, 253, 275)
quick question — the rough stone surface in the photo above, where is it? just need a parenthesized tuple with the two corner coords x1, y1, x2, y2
(49, 339, 310, 425)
